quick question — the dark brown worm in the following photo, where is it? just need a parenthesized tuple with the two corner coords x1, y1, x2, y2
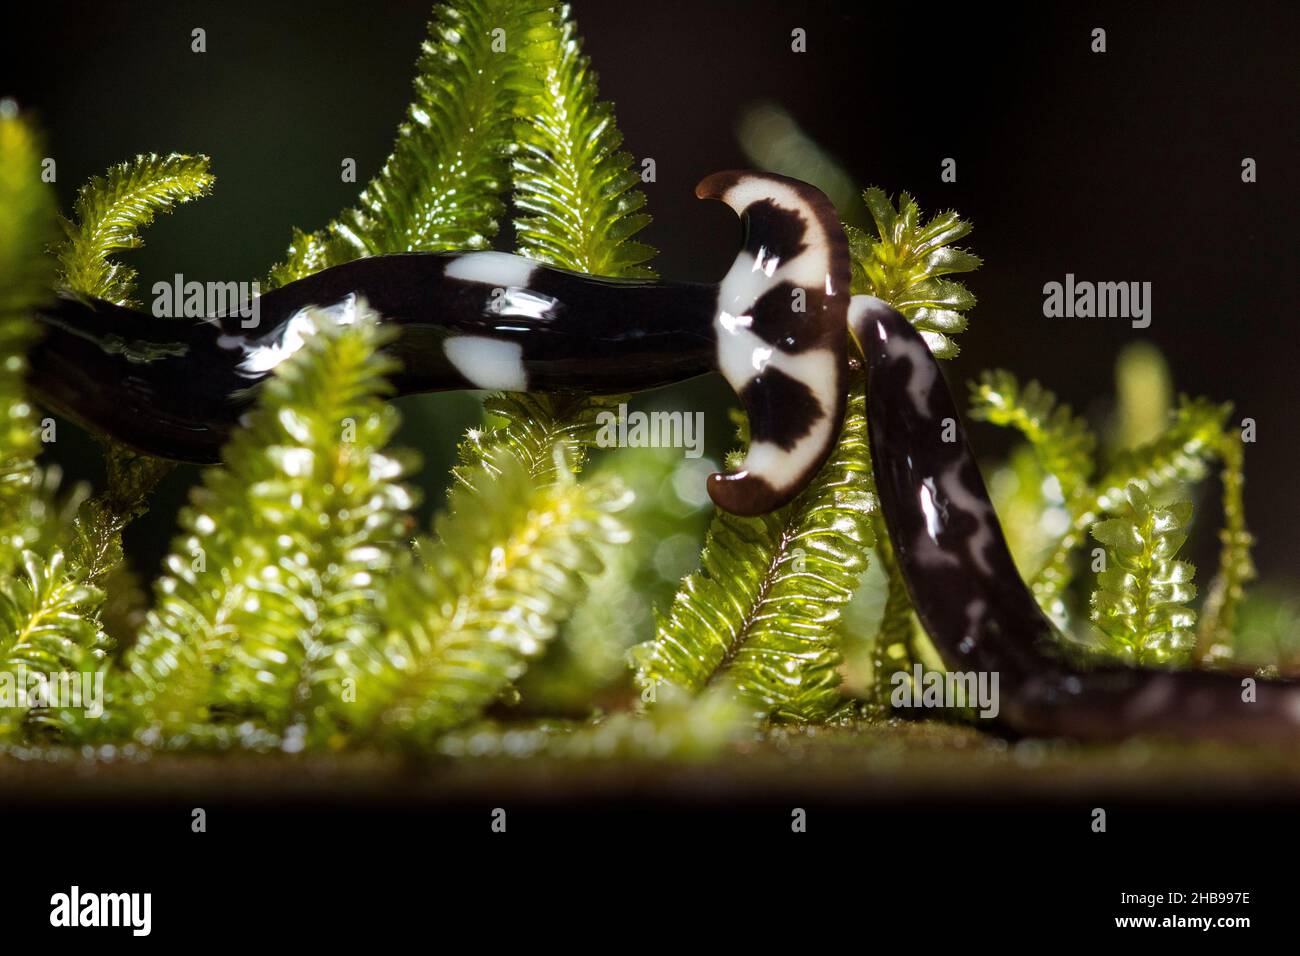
(851, 295, 1300, 744)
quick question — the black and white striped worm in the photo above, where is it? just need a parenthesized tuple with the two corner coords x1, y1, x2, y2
(32, 171, 847, 517)
(28, 171, 1300, 742)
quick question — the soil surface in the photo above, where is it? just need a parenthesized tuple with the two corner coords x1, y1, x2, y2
(4, 721, 1297, 805)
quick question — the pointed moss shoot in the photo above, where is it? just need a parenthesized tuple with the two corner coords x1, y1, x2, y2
(1090, 483, 1198, 665)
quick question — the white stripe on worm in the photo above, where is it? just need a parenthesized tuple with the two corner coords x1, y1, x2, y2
(443, 251, 537, 287)
(443, 336, 529, 391)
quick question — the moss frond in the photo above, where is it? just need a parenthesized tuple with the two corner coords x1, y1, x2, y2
(1031, 396, 1230, 613)
(869, 533, 922, 704)
(268, 0, 554, 286)
(1196, 430, 1255, 661)
(0, 549, 107, 740)
(335, 446, 629, 744)
(632, 381, 875, 721)
(1090, 484, 1197, 665)
(118, 305, 416, 744)
(969, 370, 1097, 500)
(56, 153, 213, 307)
(847, 187, 980, 358)
(512, 5, 656, 277)
(64, 446, 175, 591)
(453, 392, 617, 487)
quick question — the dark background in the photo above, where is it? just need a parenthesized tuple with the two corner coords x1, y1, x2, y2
(1, 0, 1296, 585)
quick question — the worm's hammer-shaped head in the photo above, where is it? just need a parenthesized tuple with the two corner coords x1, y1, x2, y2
(695, 170, 850, 516)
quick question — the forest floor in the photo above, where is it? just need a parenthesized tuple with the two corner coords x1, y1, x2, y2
(3, 720, 1298, 805)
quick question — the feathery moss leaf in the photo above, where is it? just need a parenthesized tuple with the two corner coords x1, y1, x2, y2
(1031, 396, 1229, 611)
(969, 370, 1098, 627)
(969, 370, 1097, 500)
(117, 304, 416, 744)
(453, 392, 618, 487)
(211, 311, 417, 734)
(632, 381, 875, 721)
(335, 445, 629, 745)
(65, 446, 174, 590)
(268, 0, 554, 286)
(1197, 430, 1255, 661)
(512, 5, 656, 277)
(56, 153, 213, 308)
(0, 549, 107, 740)
(511, 445, 697, 713)
(848, 187, 980, 358)
(1094, 397, 1230, 512)
(869, 532, 920, 703)
(1090, 483, 1197, 665)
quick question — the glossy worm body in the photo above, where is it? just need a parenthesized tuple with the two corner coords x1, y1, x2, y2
(852, 297, 1300, 744)
(32, 171, 848, 518)
(28, 172, 1300, 743)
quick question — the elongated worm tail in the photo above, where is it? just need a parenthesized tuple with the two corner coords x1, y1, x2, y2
(27, 172, 849, 515)
(852, 295, 1300, 743)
